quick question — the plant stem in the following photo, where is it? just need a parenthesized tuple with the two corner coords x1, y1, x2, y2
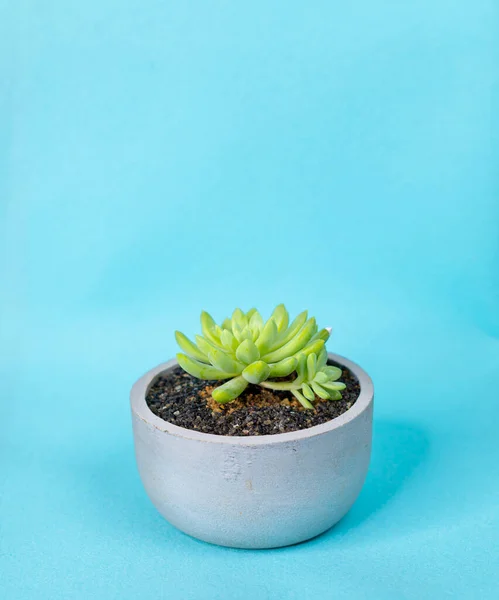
(260, 379, 315, 410)
(259, 381, 298, 391)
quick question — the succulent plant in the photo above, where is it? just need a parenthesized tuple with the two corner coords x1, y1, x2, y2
(175, 304, 345, 409)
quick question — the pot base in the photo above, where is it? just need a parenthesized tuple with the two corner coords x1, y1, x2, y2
(148, 490, 356, 549)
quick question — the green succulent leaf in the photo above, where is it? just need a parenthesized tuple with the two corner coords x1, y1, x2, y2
(292, 389, 314, 410)
(174, 331, 209, 363)
(261, 317, 317, 363)
(236, 339, 260, 365)
(307, 353, 317, 379)
(311, 381, 330, 400)
(242, 361, 271, 384)
(323, 366, 343, 381)
(176, 353, 231, 380)
(231, 308, 247, 331)
(232, 322, 244, 342)
(241, 327, 254, 342)
(200, 311, 220, 344)
(268, 310, 308, 351)
(316, 349, 328, 371)
(314, 371, 329, 384)
(255, 318, 278, 354)
(301, 383, 315, 402)
(245, 308, 258, 320)
(207, 346, 244, 374)
(295, 353, 307, 382)
(298, 339, 325, 359)
(220, 329, 238, 352)
(312, 328, 331, 343)
(321, 381, 346, 392)
(249, 313, 264, 341)
(249, 311, 264, 332)
(271, 304, 289, 332)
(268, 356, 297, 378)
(212, 376, 249, 403)
(194, 335, 218, 358)
(193, 334, 243, 374)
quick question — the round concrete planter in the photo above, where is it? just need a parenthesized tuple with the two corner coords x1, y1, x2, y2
(130, 353, 373, 549)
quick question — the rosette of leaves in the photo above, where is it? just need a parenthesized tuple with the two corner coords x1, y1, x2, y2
(175, 304, 344, 409)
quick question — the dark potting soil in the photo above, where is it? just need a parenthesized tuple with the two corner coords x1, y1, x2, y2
(145, 361, 361, 437)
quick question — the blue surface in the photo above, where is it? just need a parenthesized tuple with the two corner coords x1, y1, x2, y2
(2, 1, 498, 598)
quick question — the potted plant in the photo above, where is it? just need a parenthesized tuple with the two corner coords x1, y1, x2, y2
(130, 305, 373, 549)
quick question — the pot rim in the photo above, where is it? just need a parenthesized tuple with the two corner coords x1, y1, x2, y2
(130, 352, 373, 446)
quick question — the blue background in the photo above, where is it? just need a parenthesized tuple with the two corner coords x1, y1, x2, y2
(2, 1, 498, 598)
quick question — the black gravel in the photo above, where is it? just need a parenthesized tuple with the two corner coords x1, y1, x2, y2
(145, 361, 361, 437)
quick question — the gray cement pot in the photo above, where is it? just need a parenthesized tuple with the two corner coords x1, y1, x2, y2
(130, 353, 373, 549)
